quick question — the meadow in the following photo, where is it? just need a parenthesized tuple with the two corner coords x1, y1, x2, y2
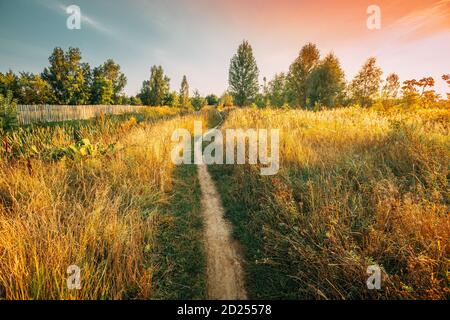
(0, 107, 207, 299)
(209, 106, 449, 299)
(0, 103, 448, 300)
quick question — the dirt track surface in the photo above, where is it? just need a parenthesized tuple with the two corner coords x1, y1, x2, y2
(197, 164, 247, 300)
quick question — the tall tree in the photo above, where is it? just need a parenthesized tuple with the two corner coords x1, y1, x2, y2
(191, 90, 207, 110)
(228, 40, 259, 107)
(305, 53, 345, 108)
(91, 76, 113, 105)
(17, 72, 52, 104)
(139, 66, 170, 106)
(268, 73, 288, 107)
(0, 71, 20, 100)
(382, 73, 400, 99)
(41, 47, 91, 105)
(349, 57, 383, 107)
(93, 59, 127, 104)
(179, 75, 190, 107)
(287, 43, 320, 107)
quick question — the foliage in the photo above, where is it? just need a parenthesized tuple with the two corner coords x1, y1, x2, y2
(205, 94, 219, 106)
(0, 110, 206, 299)
(287, 43, 320, 107)
(191, 90, 207, 110)
(130, 96, 142, 106)
(139, 65, 170, 106)
(0, 70, 20, 100)
(0, 91, 18, 132)
(91, 76, 114, 105)
(165, 91, 180, 108)
(93, 59, 127, 104)
(228, 40, 259, 107)
(401, 77, 440, 108)
(218, 91, 234, 107)
(41, 47, 91, 105)
(305, 53, 345, 108)
(17, 72, 52, 104)
(349, 57, 383, 107)
(179, 75, 191, 108)
(267, 73, 288, 108)
(210, 107, 450, 299)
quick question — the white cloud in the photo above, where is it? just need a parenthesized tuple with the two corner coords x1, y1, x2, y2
(37, 0, 113, 36)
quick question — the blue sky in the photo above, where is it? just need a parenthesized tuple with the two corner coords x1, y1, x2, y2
(0, 0, 239, 96)
(0, 0, 449, 96)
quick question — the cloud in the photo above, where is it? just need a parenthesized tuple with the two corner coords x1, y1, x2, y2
(37, 0, 113, 36)
(389, 0, 450, 42)
(58, 3, 113, 35)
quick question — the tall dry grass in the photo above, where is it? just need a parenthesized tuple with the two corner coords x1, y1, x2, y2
(214, 106, 449, 299)
(0, 111, 204, 299)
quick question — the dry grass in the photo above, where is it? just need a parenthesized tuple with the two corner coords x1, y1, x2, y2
(211, 106, 449, 299)
(0, 110, 204, 299)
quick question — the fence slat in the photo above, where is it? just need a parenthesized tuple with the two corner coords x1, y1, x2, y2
(16, 105, 145, 125)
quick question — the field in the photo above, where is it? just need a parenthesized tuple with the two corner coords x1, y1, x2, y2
(0, 108, 209, 299)
(209, 106, 449, 299)
(0, 105, 449, 300)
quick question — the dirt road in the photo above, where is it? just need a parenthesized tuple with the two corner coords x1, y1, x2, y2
(197, 163, 247, 300)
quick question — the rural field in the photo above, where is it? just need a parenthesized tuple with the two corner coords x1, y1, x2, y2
(1, 0, 449, 305)
(0, 104, 448, 300)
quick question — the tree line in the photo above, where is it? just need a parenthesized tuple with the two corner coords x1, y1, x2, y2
(227, 40, 450, 109)
(0, 47, 227, 110)
(1, 44, 449, 110)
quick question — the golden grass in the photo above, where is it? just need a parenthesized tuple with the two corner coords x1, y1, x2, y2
(216, 106, 449, 299)
(0, 111, 204, 299)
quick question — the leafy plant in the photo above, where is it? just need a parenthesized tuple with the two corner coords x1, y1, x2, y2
(0, 91, 18, 132)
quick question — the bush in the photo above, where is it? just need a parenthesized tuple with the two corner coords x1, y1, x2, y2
(0, 91, 18, 132)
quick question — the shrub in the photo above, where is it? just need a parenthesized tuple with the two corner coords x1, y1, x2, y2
(0, 91, 18, 132)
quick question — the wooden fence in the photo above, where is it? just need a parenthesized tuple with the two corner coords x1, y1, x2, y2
(16, 105, 146, 125)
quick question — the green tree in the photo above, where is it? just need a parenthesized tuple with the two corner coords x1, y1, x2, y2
(139, 80, 151, 106)
(191, 90, 207, 110)
(17, 72, 52, 104)
(0, 71, 20, 100)
(287, 43, 320, 107)
(130, 96, 142, 106)
(205, 94, 219, 106)
(139, 66, 170, 106)
(228, 40, 259, 107)
(218, 91, 234, 107)
(0, 91, 18, 132)
(41, 47, 91, 105)
(165, 91, 180, 107)
(179, 75, 191, 108)
(305, 53, 345, 108)
(93, 59, 127, 104)
(349, 57, 383, 107)
(91, 76, 113, 105)
(268, 73, 288, 107)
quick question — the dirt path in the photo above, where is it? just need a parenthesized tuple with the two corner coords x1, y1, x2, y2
(196, 156, 247, 299)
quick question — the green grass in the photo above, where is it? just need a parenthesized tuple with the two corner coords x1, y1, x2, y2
(207, 107, 449, 300)
(151, 164, 206, 299)
(208, 164, 300, 299)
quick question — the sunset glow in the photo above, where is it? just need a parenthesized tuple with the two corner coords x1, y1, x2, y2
(0, 0, 449, 95)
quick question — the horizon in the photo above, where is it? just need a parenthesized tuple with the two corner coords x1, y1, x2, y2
(0, 0, 449, 96)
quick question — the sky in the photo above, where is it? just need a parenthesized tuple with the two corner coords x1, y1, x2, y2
(0, 0, 449, 96)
